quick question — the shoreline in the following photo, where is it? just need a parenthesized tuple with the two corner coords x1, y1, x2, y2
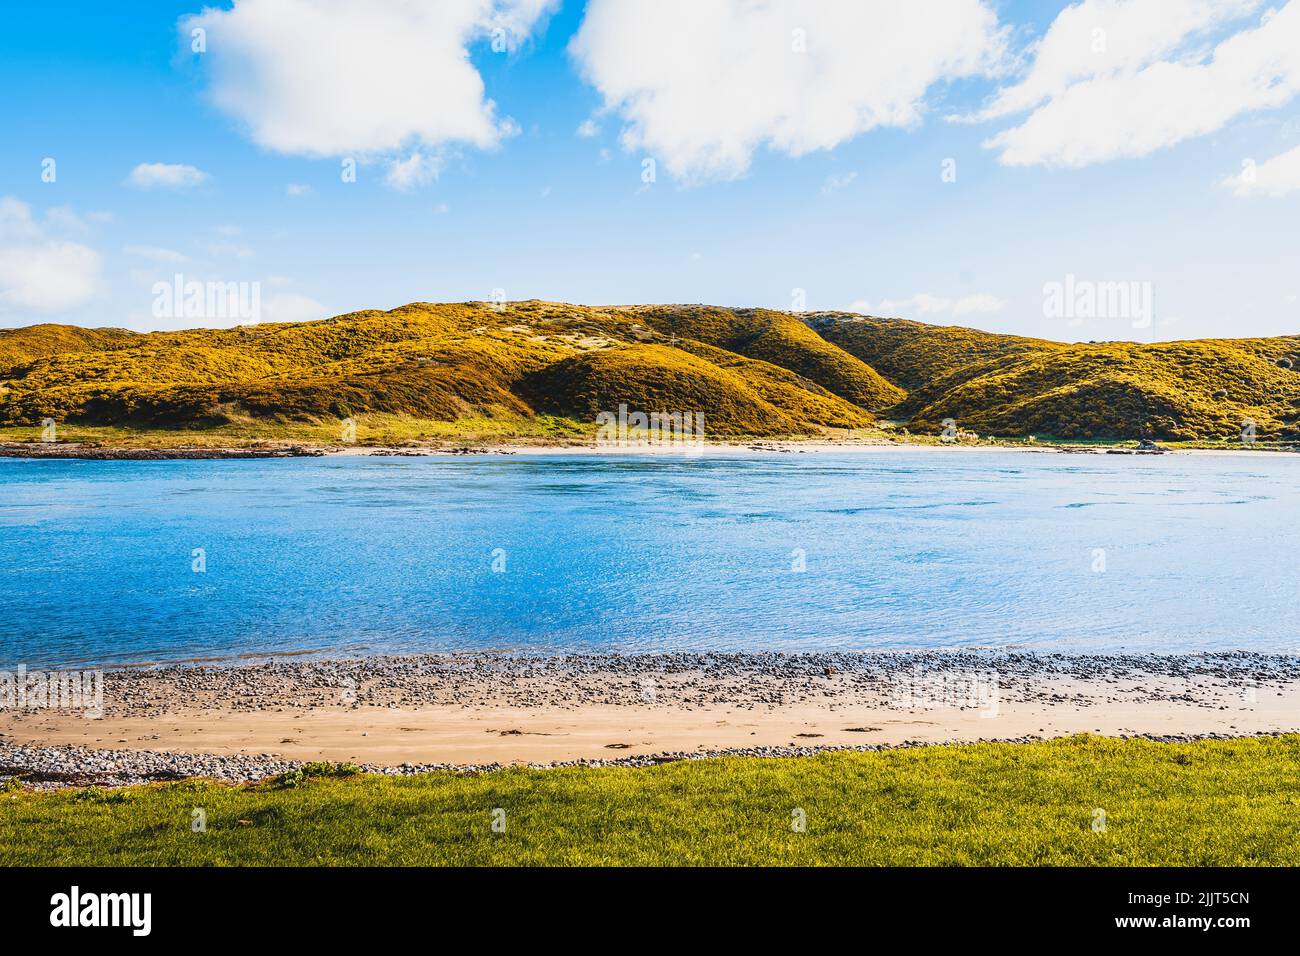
(1, 437, 1294, 461)
(4, 650, 1298, 788)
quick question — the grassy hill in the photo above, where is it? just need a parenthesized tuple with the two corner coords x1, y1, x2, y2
(816, 313, 1300, 441)
(1, 300, 1297, 443)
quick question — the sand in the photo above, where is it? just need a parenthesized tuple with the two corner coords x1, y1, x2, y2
(3, 651, 1297, 768)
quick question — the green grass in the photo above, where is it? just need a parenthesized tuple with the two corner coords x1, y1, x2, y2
(0, 413, 595, 449)
(4, 736, 1299, 866)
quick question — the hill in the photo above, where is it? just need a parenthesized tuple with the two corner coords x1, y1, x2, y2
(813, 313, 1300, 441)
(1, 301, 1297, 442)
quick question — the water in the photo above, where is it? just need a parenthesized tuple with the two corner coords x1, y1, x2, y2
(1, 450, 1296, 667)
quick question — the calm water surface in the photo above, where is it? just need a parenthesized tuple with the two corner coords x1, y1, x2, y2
(1, 450, 1295, 667)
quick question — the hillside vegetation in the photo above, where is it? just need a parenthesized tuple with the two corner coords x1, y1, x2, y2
(1, 300, 1297, 442)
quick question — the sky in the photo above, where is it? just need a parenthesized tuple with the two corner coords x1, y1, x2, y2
(0, 0, 1298, 343)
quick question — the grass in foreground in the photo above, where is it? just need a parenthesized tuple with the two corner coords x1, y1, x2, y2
(3, 736, 1299, 866)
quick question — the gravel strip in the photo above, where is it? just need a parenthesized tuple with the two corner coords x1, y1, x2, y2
(69, 649, 1300, 717)
(6, 649, 1300, 789)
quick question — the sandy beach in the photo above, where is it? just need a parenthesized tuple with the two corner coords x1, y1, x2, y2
(4, 651, 1298, 787)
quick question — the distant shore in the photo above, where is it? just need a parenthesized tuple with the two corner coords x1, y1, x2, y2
(3, 650, 1298, 788)
(0, 443, 326, 460)
(2, 437, 1295, 460)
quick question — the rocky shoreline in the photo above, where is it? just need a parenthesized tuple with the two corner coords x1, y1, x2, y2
(76, 648, 1300, 715)
(2, 439, 1291, 460)
(3, 650, 1299, 789)
(0, 443, 325, 460)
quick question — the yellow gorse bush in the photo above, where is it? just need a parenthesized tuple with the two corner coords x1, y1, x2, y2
(2, 300, 1298, 441)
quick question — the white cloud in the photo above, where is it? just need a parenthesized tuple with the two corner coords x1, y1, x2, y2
(873, 293, 957, 315)
(0, 197, 101, 314)
(1223, 144, 1300, 196)
(205, 241, 255, 260)
(576, 118, 600, 138)
(386, 151, 446, 190)
(570, 0, 1005, 183)
(125, 244, 189, 263)
(968, 0, 1259, 122)
(0, 244, 101, 314)
(0, 198, 41, 241)
(483, 0, 555, 51)
(851, 292, 1007, 320)
(261, 293, 331, 324)
(982, 1, 1300, 167)
(821, 171, 857, 194)
(44, 206, 91, 234)
(127, 162, 209, 189)
(952, 292, 1009, 316)
(286, 183, 313, 197)
(182, 0, 553, 166)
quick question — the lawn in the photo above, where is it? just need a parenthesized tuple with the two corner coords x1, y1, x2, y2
(3, 735, 1298, 866)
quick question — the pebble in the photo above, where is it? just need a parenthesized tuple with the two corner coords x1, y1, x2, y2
(4, 649, 1297, 789)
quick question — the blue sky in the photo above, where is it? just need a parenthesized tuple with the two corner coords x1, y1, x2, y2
(1, 0, 1298, 342)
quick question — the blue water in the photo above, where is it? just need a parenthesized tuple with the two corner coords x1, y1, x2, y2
(1, 451, 1296, 667)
